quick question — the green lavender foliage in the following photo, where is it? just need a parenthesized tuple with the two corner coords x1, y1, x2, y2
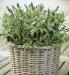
(2, 3, 69, 46)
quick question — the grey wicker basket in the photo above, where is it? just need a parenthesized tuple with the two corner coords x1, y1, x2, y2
(9, 43, 60, 75)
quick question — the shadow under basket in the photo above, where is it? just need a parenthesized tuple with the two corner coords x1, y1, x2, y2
(9, 43, 60, 75)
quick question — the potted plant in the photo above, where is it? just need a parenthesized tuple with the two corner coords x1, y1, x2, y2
(1, 2, 69, 75)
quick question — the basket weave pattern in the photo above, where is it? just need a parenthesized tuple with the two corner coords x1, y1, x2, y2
(10, 46, 60, 75)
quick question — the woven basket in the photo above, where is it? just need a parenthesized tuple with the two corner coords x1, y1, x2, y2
(9, 43, 60, 75)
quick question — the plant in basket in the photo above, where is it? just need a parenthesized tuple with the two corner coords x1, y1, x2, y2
(1, 2, 69, 75)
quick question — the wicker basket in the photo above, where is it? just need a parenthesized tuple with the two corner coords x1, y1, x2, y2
(9, 43, 60, 75)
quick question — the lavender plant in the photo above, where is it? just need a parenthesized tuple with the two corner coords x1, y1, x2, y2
(2, 3, 69, 47)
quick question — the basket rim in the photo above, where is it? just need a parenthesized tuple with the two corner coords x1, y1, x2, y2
(7, 42, 61, 50)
